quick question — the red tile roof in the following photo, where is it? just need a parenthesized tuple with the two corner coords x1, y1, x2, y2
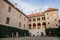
(28, 7, 58, 18)
(28, 12, 44, 18)
(45, 7, 58, 12)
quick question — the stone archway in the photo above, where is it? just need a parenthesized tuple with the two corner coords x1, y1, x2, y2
(33, 23, 36, 29)
(29, 24, 31, 29)
(42, 22, 46, 28)
(37, 23, 41, 29)
(41, 32, 44, 36)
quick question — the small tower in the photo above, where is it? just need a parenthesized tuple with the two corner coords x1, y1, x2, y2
(45, 7, 59, 28)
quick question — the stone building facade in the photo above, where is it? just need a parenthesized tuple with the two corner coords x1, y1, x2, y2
(28, 8, 59, 36)
(0, 0, 29, 37)
(0, 0, 28, 30)
(0, 0, 59, 37)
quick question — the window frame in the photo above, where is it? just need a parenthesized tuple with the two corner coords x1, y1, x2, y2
(6, 17, 10, 24)
(8, 7, 11, 12)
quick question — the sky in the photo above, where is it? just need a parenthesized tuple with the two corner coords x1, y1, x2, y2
(9, 0, 60, 18)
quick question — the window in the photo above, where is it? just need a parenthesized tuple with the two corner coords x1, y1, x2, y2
(6, 17, 10, 24)
(37, 23, 41, 26)
(43, 17, 45, 20)
(20, 14, 21, 18)
(47, 17, 49, 19)
(33, 23, 36, 27)
(42, 17, 45, 20)
(37, 17, 40, 21)
(24, 17, 26, 21)
(48, 22, 50, 24)
(42, 22, 46, 26)
(37, 23, 41, 29)
(24, 24, 25, 28)
(29, 24, 31, 29)
(33, 18, 36, 21)
(29, 24, 31, 27)
(59, 20, 60, 22)
(56, 24, 57, 26)
(19, 22, 21, 27)
(55, 19, 57, 21)
(8, 7, 11, 12)
(29, 19, 31, 22)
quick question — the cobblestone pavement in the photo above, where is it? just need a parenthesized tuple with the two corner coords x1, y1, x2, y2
(0, 37, 60, 40)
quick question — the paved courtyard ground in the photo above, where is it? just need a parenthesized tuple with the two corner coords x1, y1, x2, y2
(0, 37, 60, 40)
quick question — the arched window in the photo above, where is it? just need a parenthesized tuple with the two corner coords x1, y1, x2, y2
(33, 23, 36, 29)
(29, 24, 31, 29)
(42, 22, 46, 28)
(42, 22, 46, 26)
(37, 23, 41, 26)
(37, 23, 41, 29)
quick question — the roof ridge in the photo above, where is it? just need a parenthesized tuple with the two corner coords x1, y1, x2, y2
(28, 12, 44, 18)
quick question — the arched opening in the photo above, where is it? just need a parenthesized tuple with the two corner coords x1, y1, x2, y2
(42, 22, 46, 28)
(59, 20, 60, 22)
(29, 24, 31, 29)
(33, 23, 36, 29)
(33, 34, 35, 37)
(37, 23, 41, 29)
(41, 32, 44, 36)
(58, 20, 60, 28)
(29, 33, 31, 36)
